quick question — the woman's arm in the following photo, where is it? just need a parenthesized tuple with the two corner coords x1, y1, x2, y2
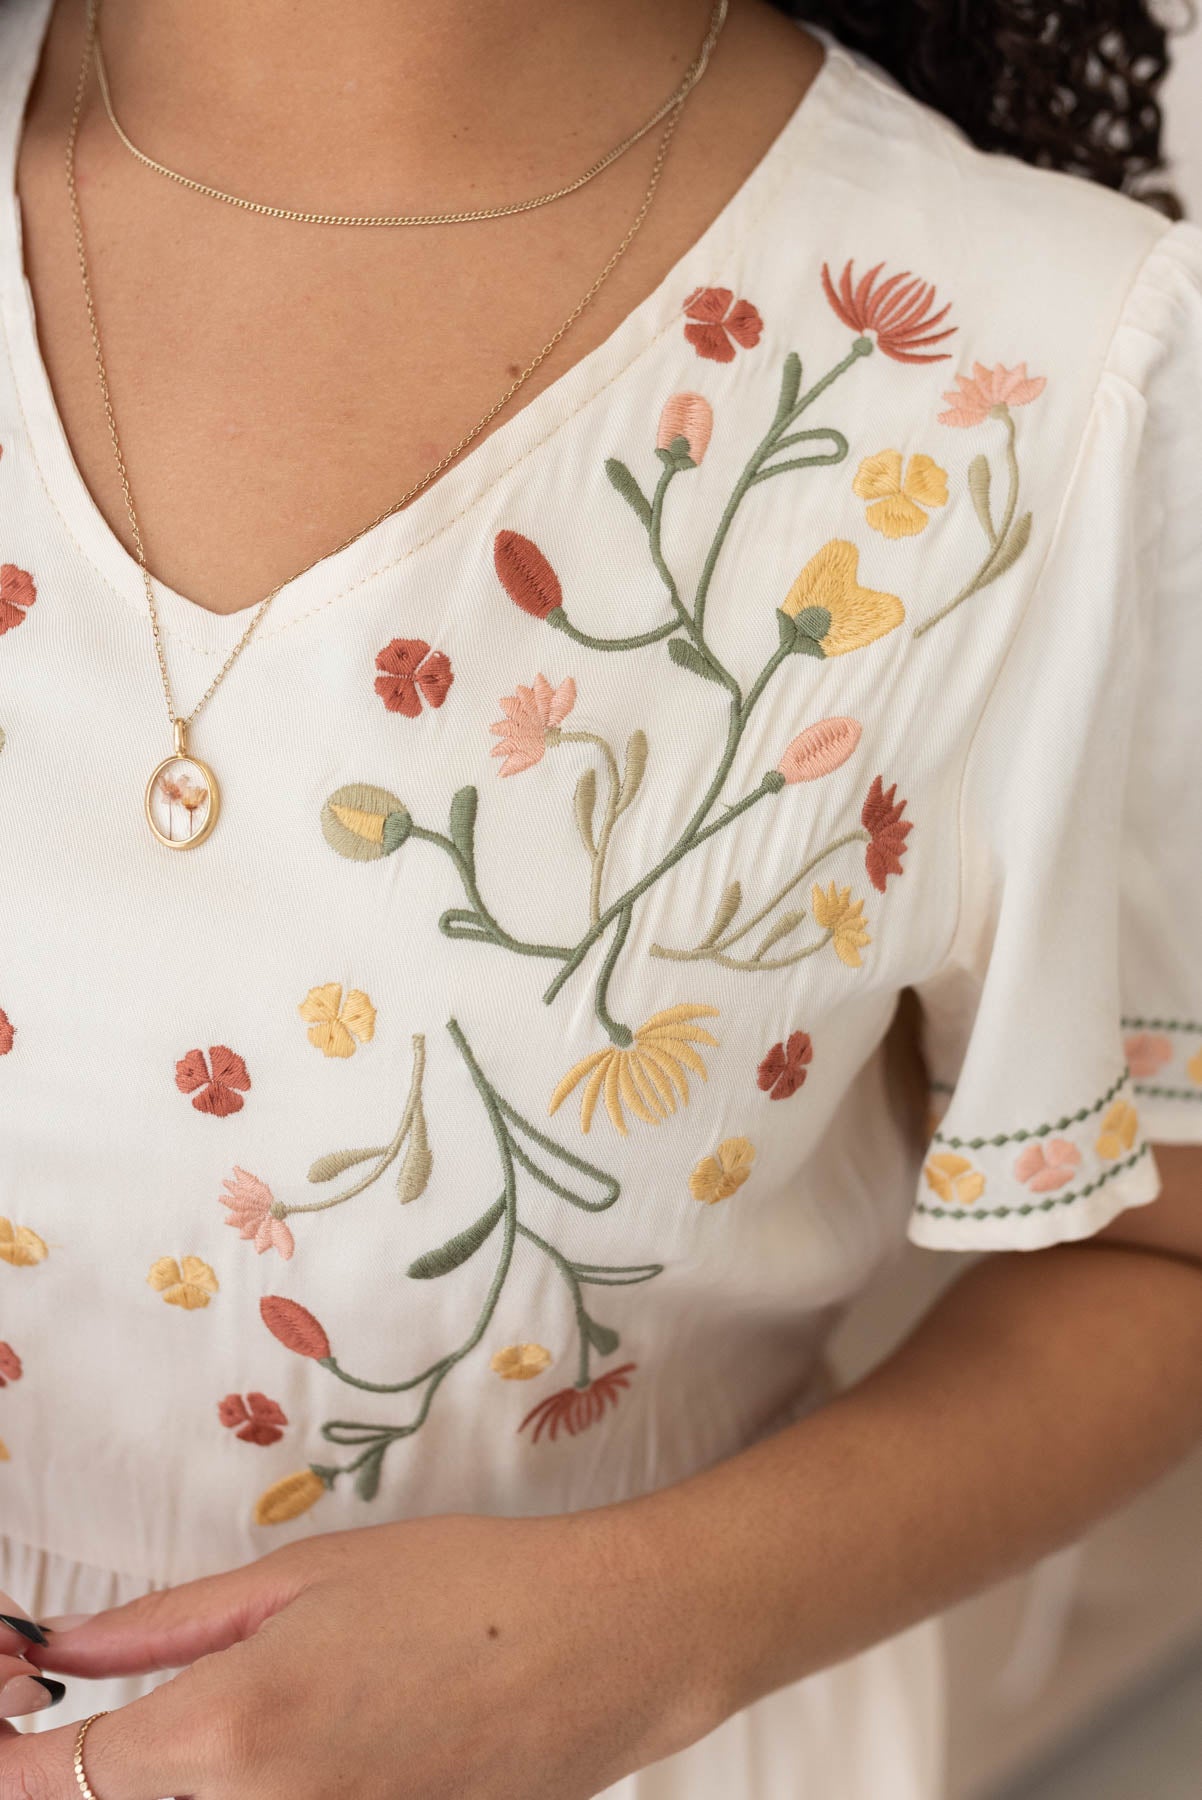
(15, 1148, 1202, 1799)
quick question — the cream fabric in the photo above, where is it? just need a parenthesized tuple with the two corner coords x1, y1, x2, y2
(1, 0, 1200, 1791)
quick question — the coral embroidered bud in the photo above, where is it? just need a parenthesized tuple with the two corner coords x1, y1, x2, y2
(656, 392, 713, 466)
(260, 1295, 331, 1361)
(494, 530, 564, 620)
(253, 1468, 329, 1527)
(776, 717, 862, 784)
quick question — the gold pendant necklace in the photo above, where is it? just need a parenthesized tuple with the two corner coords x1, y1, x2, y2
(64, 0, 725, 850)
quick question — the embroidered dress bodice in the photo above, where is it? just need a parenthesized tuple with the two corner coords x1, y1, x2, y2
(3, 2, 1202, 1793)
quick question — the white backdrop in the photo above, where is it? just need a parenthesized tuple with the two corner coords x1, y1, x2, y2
(1166, 16, 1202, 214)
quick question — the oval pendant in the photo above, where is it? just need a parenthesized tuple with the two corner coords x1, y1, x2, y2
(145, 731, 220, 850)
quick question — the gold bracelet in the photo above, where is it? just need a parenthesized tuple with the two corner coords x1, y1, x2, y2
(73, 1712, 109, 1800)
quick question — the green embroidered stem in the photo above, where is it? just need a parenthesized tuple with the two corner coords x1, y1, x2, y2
(748, 428, 848, 485)
(647, 462, 739, 696)
(410, 824, 572, 962)
(718, 829, 869, 949)
(594, 905, 635, 1044)
(277, 1035, 428, 1219)
(515, 1223, 600, 1389)
(547, 613, 679, 653)
(554, 729, 622, 924)
(916, 1144, 1151, 1222)
(914, 406, 1028, 639)
(932, 1066, 1131, 1148)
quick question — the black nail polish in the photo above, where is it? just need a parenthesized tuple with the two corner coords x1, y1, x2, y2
(31, 1677, 65, 1707)
(0, 1615, 47, 1648)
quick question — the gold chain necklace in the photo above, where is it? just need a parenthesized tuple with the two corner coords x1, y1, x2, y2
(92, 0, 728, 229)
(65, 0, 726, 851)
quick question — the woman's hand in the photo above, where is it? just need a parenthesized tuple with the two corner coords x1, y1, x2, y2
(10, 1510, 718, 1800)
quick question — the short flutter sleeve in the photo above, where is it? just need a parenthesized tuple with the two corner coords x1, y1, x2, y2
(909, 220, 1202, 1252)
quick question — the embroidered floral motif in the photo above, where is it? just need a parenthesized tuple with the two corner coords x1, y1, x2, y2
(494, 530, 564, 621)
(1124, 1032, 1174, 1080)
(821, 260, 955, 364)
(254, 1469, 326, 1526)
(0, 1344, 22, 1386)
(260, 1296, 331, 1360)
(519, 1363, 637, 1443)
(689, 1136, 756, 1204)
(923, 1152, 986, 1206)
(1014, 1139, 1082, 1193)
(853, 450, 948, 537)
(548, 1004, 719, 1136)
(1189, 1047, 1202, 1087)
(219, 1392, 288, 1446)
(297, 984, 377, 1059)
(656, 392, 713, 463)
(0, 565, 35, 637)
(147, 1255, 219, 1310)
(1096, 1099, 1139, 1160)
(682, 288, 763, 362)
(778, 540, 905, 657)
(862, 778, 912, 891)
(938, 361, 1046, 427)
(776, 717, 862, 784)
(757, 1031, 813, 1100)
(176, 1045, 251, 1117)
(0, 1220, 47, 1267)
(0, 1011, 12, 1055)
(0, 1441, 9, 1462)
(373, 638, 454, 716)
(321, 783, 411, 862)
(811, 882, 870, 968)
(490, 1344, 553, 1381)
(490, 675, 577, 776)
(219, 1168, 295, 1260)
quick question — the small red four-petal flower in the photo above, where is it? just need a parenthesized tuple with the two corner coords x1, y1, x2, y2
(682, 287, 763, 363)
(757, 1031, 814, 1100)
(0, 565, 36, 637)
(0, 1343, 22, 1387)
(862, 776, 912, 891)
(0, 1010, 13, 1056)
(176, 1045, 252, 1117)
(374, 638, 454, 717)
(218, 1392, 288, 1447)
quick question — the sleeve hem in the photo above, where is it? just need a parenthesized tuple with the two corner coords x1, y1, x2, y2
(907, 1142, 1162, 1253)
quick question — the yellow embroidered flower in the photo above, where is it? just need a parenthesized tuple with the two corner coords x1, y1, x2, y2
(0, 1439, 8, 1462)
(0, 1219, 48, 1267)
(298, 983, 377, 1059)
(490, 1343, 553, 1381)
(689, 1136, 756, 1204)
(254, 1468, 327, 1527)
(1187, 1045, 1202, 1087)
(147, 1255, 219, 1310)
(923, 1152, 986, 1206)
(779, 540, 904, 658)
(853, 450, 948, 538)
(549, 1004, 719, 1137)
(1095, 1100, 1139, 1161)
(321, 782, 411, 862)
(811, 882, 871, 968)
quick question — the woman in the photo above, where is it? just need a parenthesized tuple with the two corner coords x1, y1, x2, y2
(0, 0, 1199, 1794)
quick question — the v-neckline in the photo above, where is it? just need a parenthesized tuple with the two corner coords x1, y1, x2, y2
(0, 0, 847, 655)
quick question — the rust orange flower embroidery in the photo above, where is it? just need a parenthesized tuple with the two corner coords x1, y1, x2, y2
(821, 259, 955, 364)
(260, 1295, 332, 1361)
(923, 1152, 985, 1206)
(776, 717, 861, 784)
(518, 1362, 636, 1443)
(656, 392, 714, 463)
(682, 288, 763, 362)
(862, 777, 912, 891)
(490, 675, 577, 777)
(219, 1168, 295, 1261)
(0, 565, 35, 637)
(374, 638, 454, 717)
(494, 530, 564, 621)
(1123, 1033, 1173, 1080)
(1014, 1139, 1082, 1194)
(219, 1392, 288, 1446)
(0, 1343, 22, 1386)
(176, 1045, 251, 1117)
(937, 361, 1046, 428)
(757, 1031, 813, 1100)
(297, 983, 377, 1059)
(147, 1255, 219, 1309)
(0, 1010, 12, 1055)
(490, 1344, 553, 1381)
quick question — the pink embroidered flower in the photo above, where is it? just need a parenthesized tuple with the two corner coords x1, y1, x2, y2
(490, 674, 577, 777)
(519, 1362, 636, 1443)
(757, 1031, 813, 1100)
(0, 565, 36, 637)
(862, 777, 912, 891)
(937, 362, 1046, 428)
(1123, 1032, 1173, 1080)
(218, 1391, 289, 1447)
(494, 531, 564, 621)
(821, 260, 955, 364)
(683, 288, 763, 363)
(776, 717, 861, 784)
(1014, 1139, 1082, 1194)
(374, 638, 454, 717)
(176, 1046, 251, 1117)
(0, 1010, 13, 1055)
(260, 1295, 331, 1361)
(0, 1343, 22, 1387)
(219, 1167, 295, 1260)
(656, 392, 714, 464)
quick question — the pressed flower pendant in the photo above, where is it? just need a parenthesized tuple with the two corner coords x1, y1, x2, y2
(145, 722, 219, 850)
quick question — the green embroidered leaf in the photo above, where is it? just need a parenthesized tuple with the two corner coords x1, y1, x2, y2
(574, 767, 598, 857)
(656, 437, 696, 473)
(616, 730, 648, 814)
(789, 605, 831, 655)
(572, 1262, 663, 1287)
(967, 454, 995, 543)
(701, 881, 742, 947)
(605, 457, 652, 529)
(776, 351, 802, 422)
(667, 637, 725, 685)
(354, 1449, 385, 1503)
(440, 908, 495, 944)
(583, 1316, 621, 1357)
(753, 910, 806, 958)
(397, 1108, 433, 1204)
(407, 1197, 505, 1280)
(307, 1145, 388, 1184)
(776, 608, 798, 651)
(321, 783, 408, 862)
(448, 787, 478, 866)
(982, 511, 1032, 585)
(381, 810, 413, 856)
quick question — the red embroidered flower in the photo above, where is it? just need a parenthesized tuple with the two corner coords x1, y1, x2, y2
(862, 777, 912, 891)
(175, 1045, 252, 1117)
(682, 288, 763, 363)
(0, 1010, 13, 1055)
(374, 638, 454, 717)
(518, 1363, 636, 1444)
(218, 1391, 289, 1447)
(0, 1343, 22, 1387)
(260, 1295, 331, 1362)
(494, 531, 564, 621)
(820, 260, 955, 364)
(0, 565, 36, 636)
(757, 1031, 813, 1100)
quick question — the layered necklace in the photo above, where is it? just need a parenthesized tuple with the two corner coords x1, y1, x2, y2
(64, 0, 728, 848)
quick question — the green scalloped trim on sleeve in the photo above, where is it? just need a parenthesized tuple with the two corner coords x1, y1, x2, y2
(914, 1143, 1151, 1223)
(930, 1068, 1129, 1149)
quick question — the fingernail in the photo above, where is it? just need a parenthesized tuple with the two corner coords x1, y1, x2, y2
(0, 1614, 48, 1648)
(0, 1673, 64, 1717)
(37, 1612, 93, 1634)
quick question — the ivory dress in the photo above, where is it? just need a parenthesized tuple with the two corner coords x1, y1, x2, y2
(3, 0, 1202, 1792)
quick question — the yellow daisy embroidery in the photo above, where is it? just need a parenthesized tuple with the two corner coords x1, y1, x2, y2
(1096, 1100, 1139, 1161)
(811, 882, 871, 968)
(0, 1439, 8, 1462)
(490, 1343, 553, 1381)
(689, 1137, 756, 1204)
(254, 1469, 327, 1527)
(0, 1219, 48, 1267)
(298, 983, 377, 1059)
(147, 1255, 219, 1310)
(549, 1004, 719, 1137)
(853, 450, 949, 538)
(779, 539, 904, 658)
(1186, 1045, 1202, 1087)
(923, 1152, 986, 1207)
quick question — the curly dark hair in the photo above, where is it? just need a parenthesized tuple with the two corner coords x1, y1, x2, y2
(769, 0, 1194, 217)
